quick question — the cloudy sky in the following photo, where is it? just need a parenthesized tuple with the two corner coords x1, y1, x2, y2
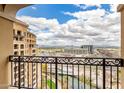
(16, 4, 120, 47)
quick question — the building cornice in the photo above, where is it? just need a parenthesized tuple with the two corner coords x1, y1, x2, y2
(27, 31, 36, 37)
(0, 11, 28, 27)
(117, 4, 124, 12)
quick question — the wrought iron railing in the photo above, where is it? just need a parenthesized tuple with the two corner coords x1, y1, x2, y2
(9, 56, 124, 89)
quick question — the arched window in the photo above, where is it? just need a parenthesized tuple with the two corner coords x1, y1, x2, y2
(20, 44, 24, 49)
(14, 51, 19, 55)
(14, 44, 18, 49)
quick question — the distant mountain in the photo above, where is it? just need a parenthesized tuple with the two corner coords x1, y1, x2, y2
(93, 45, 120, 48)
(36, 44, 120, 49)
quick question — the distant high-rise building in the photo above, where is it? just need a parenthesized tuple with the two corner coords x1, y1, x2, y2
(81, 45, 93, 54)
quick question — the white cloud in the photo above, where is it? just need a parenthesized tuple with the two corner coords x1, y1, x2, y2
(31, 6, 37, 10)
(17, 4, 120, 47)
(64, 8, 106, 19)
(110, 4, 118, 12)
(74, 4, 102, 10)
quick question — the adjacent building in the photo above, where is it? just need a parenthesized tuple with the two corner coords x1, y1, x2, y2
(36, 47, 64, 56)
(26, 31, 36, 56)
(13, 21, 36, 56)
(64, 45, 93, 55)
(12, 19, 37, 88)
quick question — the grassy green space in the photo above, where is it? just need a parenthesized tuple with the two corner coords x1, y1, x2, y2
(47, 79, 56, 89)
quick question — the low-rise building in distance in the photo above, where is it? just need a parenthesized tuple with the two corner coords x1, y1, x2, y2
(36, 45, 94, 57)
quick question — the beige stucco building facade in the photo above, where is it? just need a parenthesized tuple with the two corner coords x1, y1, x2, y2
(117, 4, 124, 88)
(0, 15, 13, 88)
(13, 21, 28, 56)
(12, 18, 37, 88)
(26, 31, 36, 56)
(0, 4, 34, 88)
(13, 21, 36, 56)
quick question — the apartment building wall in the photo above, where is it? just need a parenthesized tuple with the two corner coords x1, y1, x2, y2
(0, 16, 13, 88)
(0, 4, 37, 89)
(13, 22, 27, 56)
(117, 4, 124, 88)
(26, 31, 36, 56)
(12, 21, 37, 88)
(13, 22, 36, 56)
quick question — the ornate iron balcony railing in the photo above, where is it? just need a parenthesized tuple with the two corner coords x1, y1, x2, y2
(9, 55, 124, 89)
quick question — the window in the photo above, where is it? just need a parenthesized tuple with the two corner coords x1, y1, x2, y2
(20, 51, 24, 56)
(20, 37, 24, 41)
(20, 44, 24, 49)
(29, 44, 32, 48)
(29, 34, 31, 38)
(32, 45, 34, 48)
(14, 44, 18, 49)
(17, 30, 21, 36)
(14, 51, 18, 55)
(32, 50, 35, 53)
(15, 37, 18, 41)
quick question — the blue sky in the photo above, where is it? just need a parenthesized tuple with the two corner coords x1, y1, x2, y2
(16, 4, 120, 47)
(17, 4, 111, 24)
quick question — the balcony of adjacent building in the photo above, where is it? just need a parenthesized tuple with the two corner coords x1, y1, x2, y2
(13, 30, 25, 41)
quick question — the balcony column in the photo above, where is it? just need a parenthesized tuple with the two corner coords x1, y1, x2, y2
(118, 5, 124, 89)
(0, 16, 13, 88)
(121, 9, 124, 89)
